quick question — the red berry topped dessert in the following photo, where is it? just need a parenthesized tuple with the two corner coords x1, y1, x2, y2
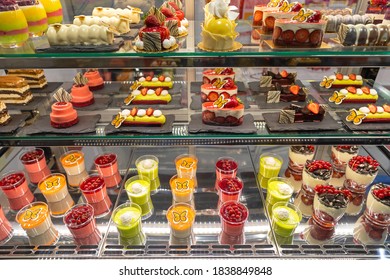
(216, 158, 238, 174)
(80, 175, 105, 193)
(167, 1, 188, 27)
(278, 102, 325, 123)
(302, 160, 332, 189)
(64, 204, 94, 229)
(366, 183, 390, 223)
(261, 1, 303, 34)
(159, 4, 188, 36)
(345, 155, 379, 186)
(331, 145, 359, 166)
(20, 148, 44, 164)
(273, 8, 326, 48)
(201, 75, 237, 103)
(203, 68, 235, 85)
(220, 201, 248, 223)
(202, 95, 244, 126)
(0, 172, 25, 189)
(268, 83, 306, 103)
(218, 177, 243, 193)
(95, 153, 117, 166)
(134, 13, 177, 52)
(260, 70, 297, 87)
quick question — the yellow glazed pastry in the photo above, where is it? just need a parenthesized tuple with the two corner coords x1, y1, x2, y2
(201, 0, 239, 51)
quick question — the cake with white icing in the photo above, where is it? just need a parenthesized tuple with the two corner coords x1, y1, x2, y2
(325, 14, 373, 33)
(73, 15, 130, 34)
(92, 6, 143, 24)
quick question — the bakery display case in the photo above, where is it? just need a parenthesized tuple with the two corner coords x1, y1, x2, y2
(0, 0, 389, 260)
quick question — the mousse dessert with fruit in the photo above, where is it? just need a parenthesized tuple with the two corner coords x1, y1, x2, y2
(64, 203, 101, 245)
(112, 202, 143, 239)
(170, 175, 195, 203)
(344, 155, 379, 215)
(202, 68, 235, 85)
(70, 73, 94, 107)
(215, 157, 238, 191)
(125, 175, 153, 220)
(218, 176, 243, 203)
(262, 1, 303, 34)
(284, 145, 315, 192)
(166, 203, 196, 238)
(220, 201, 248, 236)
(330, 145, 359, 187)
(294, 160, 332, 217)
(95, 153, 122, 189)
(0, 205, 13, 244)
(201, 75, 237, 103)
(83, 69, 104, 91)
(353, 183, 390, 244)
(80, 175, 112, 218)
(0, 0, 29, 48)
(20, 148, 51, 184)
(202, 95, 244, 126)
(0, 171, 34, 211)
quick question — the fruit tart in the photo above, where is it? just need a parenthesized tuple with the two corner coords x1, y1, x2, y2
(329, 86, 378, 104)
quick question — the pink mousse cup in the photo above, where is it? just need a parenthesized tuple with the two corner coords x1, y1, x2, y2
(0, 205, 13, 244)
(0, 171, 34, 211)
(94, 153, 122, 188)
(20, 148, 51, 184)
(215, 157, 238, 191)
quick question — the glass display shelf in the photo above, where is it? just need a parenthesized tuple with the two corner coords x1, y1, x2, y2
(1, 21, 389, 68)
(0, 145, 389, 259)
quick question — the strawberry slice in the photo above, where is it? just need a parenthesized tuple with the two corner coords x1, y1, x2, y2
(368, 104, 377, 113)
(290, 85, 300, 95)
(336, 73, 343, 80)
(158, 75, 165, 82)
(207, 91, 219, 102)
(280, 70, 288, 78)
(221, 92, 230, 99)
(307, 101, 320, 114)
(361, 86, 370, 94)
(146, 108, 154, 116)
(141, 88, 148, 96)
(155, 88, 162, 96)
(130, 107, 138, 117)
(348, 73, 356, 81)
(347, 86, 356, 94)
(145, 76, 152, 81)
(383, 104, 390, 113)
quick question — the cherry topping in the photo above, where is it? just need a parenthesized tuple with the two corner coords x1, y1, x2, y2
(218, 178, 243, 193)
(21, 149, 44, 163)
(80, 176, 105, 192)
(65, 205, 93, 228)
(216, 158, 238, 173)
(95, 153, 116, 166)
(348, 155, 379, 174)
(220, 201, 248, 223)
(314, 184, 351, 198)
(372, 183, 390, 200)
(0, 172, 25, 188)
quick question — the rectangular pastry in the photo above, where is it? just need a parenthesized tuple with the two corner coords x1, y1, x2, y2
(346, 105, 390, 125)
(6, 69, 47, 89)
(0, 76, 33, 104)
(111, 108, 166, 128)
(278, 102, 325, 123)
(337, 23, 390, 46)
(0, 101, 11, 125)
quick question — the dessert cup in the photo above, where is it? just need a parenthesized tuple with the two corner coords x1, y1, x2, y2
(166, 203, 196, 239)
(60, 150, 88, 188)
(20, 148, 51, 184)
(175, 154, 198, 180)
(0, 171, 34, 211)
(64, 203, 101, 245)
(271, 202, 302, 237)
(170, 175, 195, 203)
(265, 177, 294, 216)
(0, 2, 29, 48)
(219, 201, 248, 237)
(259, 153, 283, 183)
(219, 231, 245, 246)
(95, 153, 122, 188)
(353, 183, 390, 245)
(0, 205, 13, 245)
(215, 157, 238, 191)
(344, 155, 379, 216)
(17, 0, 48, 37)
(16, 201, 59, 246)
(218, 176, 243, 203)
(330, 145, 359, 187)
(112, 202, 143, 239)
(80, 175, 112, 218)
(125, 175, 153, 220)
(135, 155, 160, 194)
(38, 173, 74, 217)
(39, 0, 62, 24)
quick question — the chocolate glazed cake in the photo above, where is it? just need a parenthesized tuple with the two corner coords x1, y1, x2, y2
(278, 103, 325, 123)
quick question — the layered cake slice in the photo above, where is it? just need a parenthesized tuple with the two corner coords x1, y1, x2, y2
(0, 101, 11, 125)
(320, 73, 363, 89)
(111, 107, 166, 128)
(329, 86, 378, 104)
(201, 77, 237, 103)
(346, 104, 390, 125)
(6, 69, 47, 89)
(0, 76, 32, 104)
(278, 102, 325, 123)
(50, 88, 78, 128)
(203, 68, 235, 84)
(267, 83, 306, 103)
(202, 95, 244, 126)
(260, 70, 297, 87)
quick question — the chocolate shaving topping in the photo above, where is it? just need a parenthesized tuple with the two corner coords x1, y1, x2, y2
(318, 193, 348, 209)
(291, 145, 314, 154)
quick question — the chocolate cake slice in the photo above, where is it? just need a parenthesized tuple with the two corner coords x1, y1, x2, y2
(6, 69, 47, 89)
(260, 70, 297, 87)
(0, 76, 33, 104)
(268, 83, 306, 103)
(278, 103, 325, 123)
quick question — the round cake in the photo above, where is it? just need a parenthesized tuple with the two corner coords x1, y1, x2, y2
(50, 102, 78, 128)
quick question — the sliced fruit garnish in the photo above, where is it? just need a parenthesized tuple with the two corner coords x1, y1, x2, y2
(221, 92, 230, 100)
(158, 75, 165, 82)
(348, 73, 356, 81)
(346, 86, 356, 94)
(264, 16, 275, 28)
(207, 91, 219, 102)
(281, 30, 294, 42)
(146, 108, 154, 116)
(295, 29, 309, 43)
(290, 85, 300, 95)
(141, 88, 148, 96)
(368, 104, 377, 113)
(273, 26, 282, 40)
(130, 107, 138, 117)
(309, 29, 323, 45)
(253, 10, 263, 23)
(361, 86, 370, 94)
(307, 101, 320, 114)
(336, 73, 343, 80)
(383, 104, 390, 113)
(145, 76, 152, 81)
(155, 88, 162, 96)
(280, 70, 288, 78)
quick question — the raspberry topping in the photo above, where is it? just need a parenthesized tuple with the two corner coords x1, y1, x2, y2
(224, 78, 235, 89)
(0, 172, 25, 188)
(65, 205, 93, 228)
(224, 98, 239, 108)
(95, 153, 116, 166)
(306, 10, 322, 23)
(218, 178, 243, 193)
(372, 183, 390, 205)
(21, 149, 44, 164)
(55, 102, 68, 106)
(348, 155, 379, 175)
(290, 2, 303, 12)
(315, 184, 351, 208)
(216, 158, 238, 173)
(161, 7, 174, 18)
(220, 201, 248, 223)
(221, 68, 234, 75)
(0, 0, 18, 11)
(334, 145, 359, 154)
(145, 15, 160, 27)
(80, 176, 105, 193)
(305, 160, 332, 180)
(291, 145, 315, 154)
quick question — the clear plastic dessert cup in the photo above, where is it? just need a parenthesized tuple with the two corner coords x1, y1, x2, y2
(215, 157, 238, 181)
(175, 154, 198, 179)
(20, 148, 51, 184)
(0, 171, 34, 211)
(265, 177, 294, 216)
(135, 155, 160, 193)
(259, 153, 283, 179)
(166, 203, 196, 239)
(353, 212, 389, 245)
(271, 202, 302, 237)
(0, 2, 29, 48)
(219, 201, 248, 237)
(39, 0, 63, 24)
(170, 175, 195, 203)
(94, 153, 122, 188)
(64, 203, 101, 245)
(60, 150, 88, 188)
(294, 184, 315, 218)
(218, 176, 243, 203)
(38, 173, 74, 217)
(125, 175, 153, 220)
(17, 0, 48, 37)
(313, 191, 348, 227)
(16, 201, 59, 246)
(0, 205, 13, 245)
(80, 174, 112, 218)
(112, 202, 143, 239)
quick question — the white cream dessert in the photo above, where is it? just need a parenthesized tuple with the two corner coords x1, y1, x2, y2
(345, 155, 379, 186)
(366, 183, 390, 221)
(73, 15, 131, 34)
(331, 145, 359, 166)
(47, 24, 115, 46)
(289, 145, 315, 166)
(302, 160, 333, 189)
(92, 6, 143, 24)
